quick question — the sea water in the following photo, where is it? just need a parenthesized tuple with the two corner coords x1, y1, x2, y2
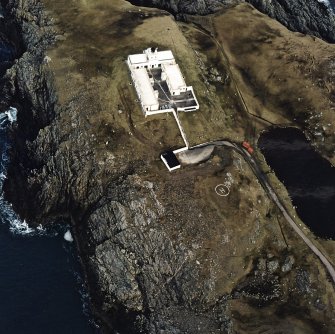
(0, 112, 99, 333)
(318, 0, 335, 12)
(0, 22, 99, 333)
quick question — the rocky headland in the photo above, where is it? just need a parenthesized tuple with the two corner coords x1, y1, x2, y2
(128, 0, 335, 43)
(1, 0, 335, 333)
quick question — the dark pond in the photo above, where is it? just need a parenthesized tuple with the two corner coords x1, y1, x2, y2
(258, 127, 335, 240)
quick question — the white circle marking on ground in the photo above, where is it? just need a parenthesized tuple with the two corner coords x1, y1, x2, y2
(215, 184, 230, 197)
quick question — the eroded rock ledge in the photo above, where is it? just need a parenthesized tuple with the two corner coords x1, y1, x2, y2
(128, 0, 335, 43)
(2, 1, 335, 333)
(1, 0, 57, 221)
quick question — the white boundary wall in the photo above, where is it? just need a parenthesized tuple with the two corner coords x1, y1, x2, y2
(176, 87, 199, 112)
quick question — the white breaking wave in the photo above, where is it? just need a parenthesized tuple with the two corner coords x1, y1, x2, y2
(5, 107, 17, 124)
(317, 0, 331, 8)
(0, 194, 48, 236)
(0, 107, 51, 236)
(0, 107, 17, 129)
(0, 113, 8, 128)
(10, 219, 36, 235)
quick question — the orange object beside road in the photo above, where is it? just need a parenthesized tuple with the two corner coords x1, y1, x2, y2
(247, 147, 254, 154)
(242, 141, 251, 149)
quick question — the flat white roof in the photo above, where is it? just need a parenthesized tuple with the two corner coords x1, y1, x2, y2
(156, 50, 174, 62)
(129, 50, 175, 65)
(128, 53, 147, 65)
(132, 68, 158, 107)
(162, 63, 186, 91)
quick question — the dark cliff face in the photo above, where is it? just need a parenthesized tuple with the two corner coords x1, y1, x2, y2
(128, 0, 335, 44)
(1, 0, 57, 222)
(246, 0, 335, 43)
(2, 0, 335, 333)
(127, 0, 239, 15)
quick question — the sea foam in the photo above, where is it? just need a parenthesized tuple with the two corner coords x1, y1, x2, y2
(0, 195, 48, 236)
(5, 107, 17, 124)
(317, 0, 333, 10)
(0, 107, 50, 236)
(0, 107, 17, 128)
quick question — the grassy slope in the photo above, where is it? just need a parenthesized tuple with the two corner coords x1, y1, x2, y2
(37, 0, 335, 332)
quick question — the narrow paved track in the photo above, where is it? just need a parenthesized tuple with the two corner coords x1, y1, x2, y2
(179, 23, 335, 283)
(189, 141, 335, 284)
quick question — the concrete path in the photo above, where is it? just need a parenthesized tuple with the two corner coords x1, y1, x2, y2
(172, 110, 189, 148)
(177, 145, 214, 165)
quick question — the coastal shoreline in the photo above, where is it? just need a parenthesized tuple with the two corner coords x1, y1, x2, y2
(2, 0, 335, 333)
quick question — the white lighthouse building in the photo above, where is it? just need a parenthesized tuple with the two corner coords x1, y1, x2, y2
(127, 48, 199, 115)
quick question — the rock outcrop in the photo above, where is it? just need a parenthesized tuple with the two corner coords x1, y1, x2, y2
(127, 0, 240, 15)
(2, 0, 335, 333)
(128, 0, 335, 43)
(246, 0, 335, 43)
(1, 0, 57, 221)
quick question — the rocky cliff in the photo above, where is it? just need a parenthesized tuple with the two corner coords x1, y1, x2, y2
(128, 0, 240, 15)
(246, 0, 335, 43)
(128, 0, 335, 43)
(1, 0, 57, 221)
(1, 0, 335, 333)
